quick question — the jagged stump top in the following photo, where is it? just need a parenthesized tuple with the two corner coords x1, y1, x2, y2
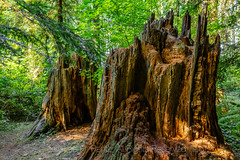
(79, 4, 234, 160)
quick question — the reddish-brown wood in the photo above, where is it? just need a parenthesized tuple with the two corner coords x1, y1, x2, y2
(79, 4, 234, 160)
(26, 54, 97, 138)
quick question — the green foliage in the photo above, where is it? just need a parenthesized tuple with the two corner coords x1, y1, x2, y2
(0, 55, 48, 123)
(80, 67, 103, 85)
(217, 91, 240, 152)
(0, 1, 103, 64)
(73, 0, 153, 53)
(16, 0, 103, 62)
(218, 42, 240, 91)
(0, 24, 39, 59)
(0, 109, 9, 131)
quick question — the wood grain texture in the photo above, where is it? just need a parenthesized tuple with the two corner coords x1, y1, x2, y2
(26, 54, 97, 138)
(79, 5, 234, 160)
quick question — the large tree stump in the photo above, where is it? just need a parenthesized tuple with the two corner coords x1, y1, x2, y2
(26, 54, 97, 138)
(79, 4, 234, 160)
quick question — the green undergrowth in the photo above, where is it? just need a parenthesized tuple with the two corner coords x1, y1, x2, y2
(0, 56, 49, 125)
(21, 127, 58, 145)
(216, 90, 240, 153)
(0, 120, 31, 132)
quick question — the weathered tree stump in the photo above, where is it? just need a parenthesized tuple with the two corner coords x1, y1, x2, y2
(26, 54, 97, 138)
(79, 4, 234, 160)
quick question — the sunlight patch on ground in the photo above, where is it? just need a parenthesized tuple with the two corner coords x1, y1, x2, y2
(51, 124, 91, 142)
(0, 122, 91, 160)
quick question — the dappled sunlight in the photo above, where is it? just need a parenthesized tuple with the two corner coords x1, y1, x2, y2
(50, 124, 91, 142)
(0, 122, 91, 160)
(188, 137, 217, 149)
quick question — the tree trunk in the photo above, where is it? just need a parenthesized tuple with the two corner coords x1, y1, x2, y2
(57, 0, 63, 23)
(79, 4, 234, 160)
(26, 54, 97, 138)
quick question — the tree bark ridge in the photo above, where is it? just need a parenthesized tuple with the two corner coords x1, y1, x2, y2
(26, 54, 97, 138)
(79, 5, 234, 160)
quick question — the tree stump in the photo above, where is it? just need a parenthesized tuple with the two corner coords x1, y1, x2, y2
(79, 4, 235, 160)
(26, 54, 97, 138)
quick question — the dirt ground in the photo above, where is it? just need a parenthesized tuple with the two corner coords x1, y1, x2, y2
(0, 122, 91, 160)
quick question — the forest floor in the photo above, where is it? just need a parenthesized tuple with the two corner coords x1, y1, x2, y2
(0, 91, 239, 160)
(0, 122, 91, 160)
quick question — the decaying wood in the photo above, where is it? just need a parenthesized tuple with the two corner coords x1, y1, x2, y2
(79, 4, 234, 160)
(26, 54, 97, 138)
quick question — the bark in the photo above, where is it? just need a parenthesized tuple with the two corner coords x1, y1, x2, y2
(79, 4, 234, 160)
(26, 54, 97, 138)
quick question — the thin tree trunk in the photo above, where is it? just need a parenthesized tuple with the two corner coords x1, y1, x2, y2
(58, 0, 63, 23)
